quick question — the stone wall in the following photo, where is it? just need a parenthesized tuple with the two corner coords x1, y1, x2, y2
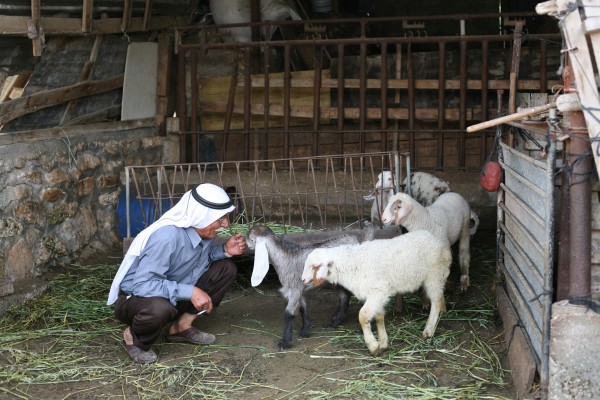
(0, 125, 178, 297)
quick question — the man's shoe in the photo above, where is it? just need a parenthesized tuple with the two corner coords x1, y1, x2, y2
(121, 340, 157, 364)
(165, 327, 216, 345)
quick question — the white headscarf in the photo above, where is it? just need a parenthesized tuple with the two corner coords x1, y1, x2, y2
(107, 183, 235, 305)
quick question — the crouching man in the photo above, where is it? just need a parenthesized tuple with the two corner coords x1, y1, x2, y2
(107, 183, 247, 364)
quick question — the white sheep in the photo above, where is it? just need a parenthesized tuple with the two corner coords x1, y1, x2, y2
(363, 171, 396, 225)
(302, 230, 452, 356)
(246, 224, 370, 350)
(381, 192, 472, 291)
(403, 171, 479, 236)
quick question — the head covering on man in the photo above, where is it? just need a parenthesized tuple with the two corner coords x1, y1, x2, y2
(107, 183, 235, 305)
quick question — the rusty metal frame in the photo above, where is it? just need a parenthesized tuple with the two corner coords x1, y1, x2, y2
(173, 14, 560, 170)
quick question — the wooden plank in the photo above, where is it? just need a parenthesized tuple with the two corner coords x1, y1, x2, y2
(0, 118, 154, 146)
(244, 77, 558, 91)
(157, 33, 172, 97)
(0, 15, 182, 36)
(559, 1, 600, 178)
(496, 285, 537, 399)
(143, 0, 153, 31)
(0, 74, 124, 125)
(30, 0, 43, 56)
(59, 34, 103, 125)
(199, 101, 474, 123)
(199, 70, 331, 130)
(82, 0, 93, 32)
(122, 0, 133, 32)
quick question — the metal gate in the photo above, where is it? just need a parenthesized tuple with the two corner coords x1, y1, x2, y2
(497, 141, 557, 391)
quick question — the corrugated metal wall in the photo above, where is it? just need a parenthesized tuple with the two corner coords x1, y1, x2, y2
(497, 141, 556, 382)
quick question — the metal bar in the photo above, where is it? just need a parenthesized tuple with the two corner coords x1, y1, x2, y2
(481, 40, 489, 166)
(244, 47, 252, 161)
(437, 40, 446, 170)
(459, 38, 467, 168)
(313, 46, 322, 159)
(541, 128, 556, 398)
(407, 41, 415, 168)
(176, 49, 187, 162)
(284, 44, 291, 162)
(540, 40, 547, 93)
(262, 41, 270, 163)
(568, 111, 592, 304)
(337, 44, 345, 166)
(125, 167, 131, 238)
(359, 41, 367, 154)
(222, 54, 239, 161)
(381, 43, 388, 152)
(190, 51, 198, 161)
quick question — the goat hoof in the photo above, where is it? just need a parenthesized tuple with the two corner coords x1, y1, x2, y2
(299, 330, 310, 338)
(278, 340, 292, 350)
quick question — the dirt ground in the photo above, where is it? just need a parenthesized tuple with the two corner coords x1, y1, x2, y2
(0, 226, 520, 400)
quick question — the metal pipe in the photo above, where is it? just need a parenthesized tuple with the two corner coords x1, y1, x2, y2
(284, 44, 291, 163)
(437, 40, 446, 170)
(567, 110, 592, 304)
(313, 46, 322, 160)
(407, 41, 415, 168)
(459, 38, 467, 168)
(179, 33, 561, 52)
(481, 40, 489, 166)
(244, 48, 252, 161)
(176, 49, 186, 163)
(190, 51, 198, 162)
(381, 43, 388, 152)
(337, 44, 345, 167)
(359, 41, 367, 154)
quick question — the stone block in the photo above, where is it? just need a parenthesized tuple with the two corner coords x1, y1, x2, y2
(549, 300, 600, 400)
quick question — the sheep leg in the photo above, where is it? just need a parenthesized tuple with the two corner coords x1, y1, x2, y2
(358, 301, 384, 356)
(298, 296, 311, 338)
(458, 225, 471, 291)
(329, 286, 351, 327)
(374, 311, 388, 351)
(422, 282, 446, 338)
(393, 293, 404, 315)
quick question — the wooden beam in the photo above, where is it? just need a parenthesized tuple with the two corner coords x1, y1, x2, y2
(243, 77, 560, 91)
(29, 0, 44, 56)
(559, 0, 600, 179)
(82, 0, 94, 33)
(122, 0, 133, 32)
(59, 34, 104, 125)
(0, 15, 184, 36)
(199, 101, 475, 122)
(0, 118, 154, 146)
(0, 74, 124, 125)
(143, 0, 153, 31)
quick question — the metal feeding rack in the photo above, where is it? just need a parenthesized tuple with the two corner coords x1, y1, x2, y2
(120, 151, 410, 238)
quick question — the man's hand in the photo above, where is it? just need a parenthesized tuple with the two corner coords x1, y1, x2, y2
(224, 232, 247, 256)
(191, 287, 213, 314)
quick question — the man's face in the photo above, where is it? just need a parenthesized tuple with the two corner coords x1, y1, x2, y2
(194, 214, 230, 239)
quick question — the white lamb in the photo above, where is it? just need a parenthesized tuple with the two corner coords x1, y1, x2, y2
(381, 192, 472, 291)
(302, 230, 452, 356)
(403, 171, 479, 236)
(363, 171, 395, 224)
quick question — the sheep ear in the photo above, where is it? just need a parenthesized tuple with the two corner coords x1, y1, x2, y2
(251, 237, 270, 287)
(394, 200, 411, 225)
(363, 191, 376, 201)
(313, 262, 330, 285)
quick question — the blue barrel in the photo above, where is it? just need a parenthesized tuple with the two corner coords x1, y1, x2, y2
(117, 191, 174, 239)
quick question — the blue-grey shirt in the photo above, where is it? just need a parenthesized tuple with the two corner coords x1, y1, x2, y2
(119, 225, 226, 306)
